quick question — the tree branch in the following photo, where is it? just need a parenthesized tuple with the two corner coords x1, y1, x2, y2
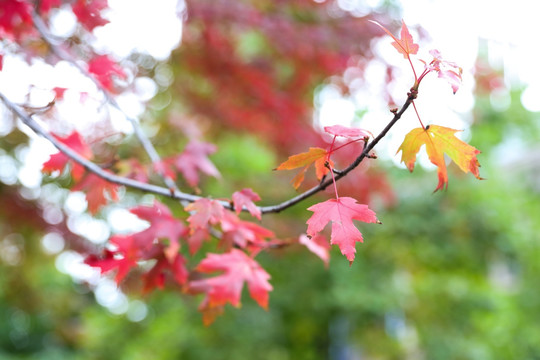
(31, 13, 180, 193)
(1, 87, 415, 214)
(0, 92, 198, 203)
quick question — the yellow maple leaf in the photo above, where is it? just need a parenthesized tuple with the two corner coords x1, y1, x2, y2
(397, 125, 482, 191)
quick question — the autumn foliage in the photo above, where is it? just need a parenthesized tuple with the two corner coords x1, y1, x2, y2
(0, 0, 483, 325)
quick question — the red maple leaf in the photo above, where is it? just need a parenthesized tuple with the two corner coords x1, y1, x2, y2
(86, 201, 188, 287)
(0, 0, 33, 40)
(87, 55, 126, 92)
(306, 197, 378, 263)
(40, 0, 62, 14)
(129, 201, 188, 261)
(72, 172, 119, 214)
(142, 252, 188, 293)
(72, 0, 109, 32)
(42, 131, 93, 181)
(189, 249, 272, 324)
(231, 188, 261, 220)
(220, 212, 274, 251)
(85, 235, 138, 283)
(171, 141, 221, 187)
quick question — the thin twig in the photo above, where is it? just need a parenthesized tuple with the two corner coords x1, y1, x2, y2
(259, 89, 417, 214)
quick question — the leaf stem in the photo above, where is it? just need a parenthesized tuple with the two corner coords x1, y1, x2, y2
(330, 137, 366, 154)
(407, 55, 418, 82)
(411, 101, 425, 129)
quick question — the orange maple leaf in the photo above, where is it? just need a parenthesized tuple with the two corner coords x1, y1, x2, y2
(275, 147, 332, 189)
(397, 125, 482, 191)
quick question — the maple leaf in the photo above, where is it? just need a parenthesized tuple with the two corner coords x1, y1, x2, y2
(172, 140, 221, 187)
(42, 131, 93, 181)
(370, 20, 419, 59)
(0, 0, 33, 40)
(72, 0, 109, 32)
(306, 197, 378, 263)
(299, 234, 330, 267)
(85, 235, 138, 283)
(186, 228, 210, 255)
(129, 201, 188, 262)
(397, 125, 482, 191)
(232, 188, 261, 220)
(142, 253, 188, 293)
(185, 198, 225, 230)
(189, 249, 273, 324)
(426, 49, 463, 94)
(40, 0, 62, 14)
(275, 147, 331, 189)
(87, 55, 126, 92)
(72, 172, 119, 214)
(86, 201, 188, 286)
(324, 125, 372, 139)
(220, 212, 275, 251)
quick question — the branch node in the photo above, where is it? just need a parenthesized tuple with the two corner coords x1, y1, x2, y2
(366, 153, 378, 159)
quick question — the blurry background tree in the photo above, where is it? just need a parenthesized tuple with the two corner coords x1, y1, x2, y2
(1, 0, 540, 359)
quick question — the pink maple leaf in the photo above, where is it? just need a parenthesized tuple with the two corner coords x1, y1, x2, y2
(189, 249, 273, 324)
(299, 234, 330, 267)
(232, 188, 261, 220)
(306, 197, 378, 263)
(172, 141, 221, 187)
(324, 125, 372, 140)
(425, 49, 463, 94)
(370, 20, 419, 59)
(185, 198, 225, 230)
